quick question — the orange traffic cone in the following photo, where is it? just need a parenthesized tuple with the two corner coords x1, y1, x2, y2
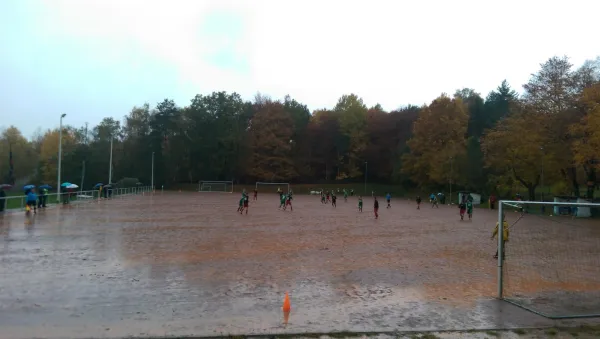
(282, 292, 291, 312)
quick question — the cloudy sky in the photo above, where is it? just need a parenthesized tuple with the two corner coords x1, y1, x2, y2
(1, 0, 598, 137)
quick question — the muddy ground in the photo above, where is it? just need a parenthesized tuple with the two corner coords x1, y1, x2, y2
(0, 192, 599, 339)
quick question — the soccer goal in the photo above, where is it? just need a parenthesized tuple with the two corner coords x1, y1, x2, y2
(497, 199, 600, 319)
(255, 182, 290, 194)
(198, 181, 233, 193)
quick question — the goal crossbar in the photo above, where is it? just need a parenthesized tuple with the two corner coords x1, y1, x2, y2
(198, 180, 233, 193)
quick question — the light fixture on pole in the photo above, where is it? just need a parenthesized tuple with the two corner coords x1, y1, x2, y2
(57, 113, 66, 201)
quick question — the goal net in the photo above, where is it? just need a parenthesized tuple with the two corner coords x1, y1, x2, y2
(497, 199, 600, 318)
(255, 182, 290, 194)
(198, 181, 233, 193)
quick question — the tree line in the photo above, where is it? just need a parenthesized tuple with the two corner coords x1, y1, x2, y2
(1, 56, 599, 200)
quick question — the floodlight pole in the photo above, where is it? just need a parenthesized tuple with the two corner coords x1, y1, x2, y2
(108, 136, 113, 184)
(57, 113, 66, 200)
(497, 202, 504, 298)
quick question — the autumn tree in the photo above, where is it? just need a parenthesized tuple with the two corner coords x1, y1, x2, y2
(388, 106, 420, 183)
(307, 109, 341, 181)
(482, 103, 562, 200)
(247, 100, 296, 181)
(334, 94, 368, 179)
(364, 104, 419, 182)
(183, 92, 251, 182)
(0, 126, 37, 184)
(402, 94, 469, 187)
(120, 104, 152, 184)
(571, 83, 600, 198)
(37, 128, 78, 184)
(484, 80, 518, 129)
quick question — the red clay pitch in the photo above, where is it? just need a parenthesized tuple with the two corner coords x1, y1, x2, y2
(0, 192, 598, 338)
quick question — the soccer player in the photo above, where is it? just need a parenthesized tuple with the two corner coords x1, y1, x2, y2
(386, 192, 391, 209)
(466, 199, 473, 220)
(459, 200, 466, 220)
(253, 188, 258, 201)
(237, 196, 244, 212)
(429, 193, 435, 203)
(350, 189, 354, 197)
(358, 196, 363, 212)
(241, 194, 249, 214)
(431, 194, 439, 208)
(373, 196, 379, 219)
(326, 191, 330, 204)
(285, 193, 293, 211)
(321, 192, 326, 204)
(331, 193, 337, 208)
(492, 214, 509, 259)
(416, 196, 422, 210)
(279, 193, 286, 210)
(343, 189, 348, 202)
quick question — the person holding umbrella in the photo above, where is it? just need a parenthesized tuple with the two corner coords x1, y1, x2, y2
(60, 182, 72, 204)
(38, 184, 51, 208)
(94, 183, 103, 199)
(25, 187, 38, 214)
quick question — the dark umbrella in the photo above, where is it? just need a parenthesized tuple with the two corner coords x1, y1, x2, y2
(23, 184, 36, 191)
(0, 184, 12, 189)
(93, 183, 104, 189)
(39, 184, 52, 190)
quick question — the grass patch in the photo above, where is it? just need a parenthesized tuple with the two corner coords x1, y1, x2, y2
(545, 328, 558, 336)
(485, 330, 499, 337)
(512, 328, 527, 335)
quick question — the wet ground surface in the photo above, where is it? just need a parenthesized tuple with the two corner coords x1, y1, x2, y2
(0, 192, 599, 339)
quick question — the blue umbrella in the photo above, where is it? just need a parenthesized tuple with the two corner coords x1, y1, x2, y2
(93, 183, 104, 189)
(61, 182, 72, 187)
(39, 184, 52, 190)
(23, 184, 36, 190)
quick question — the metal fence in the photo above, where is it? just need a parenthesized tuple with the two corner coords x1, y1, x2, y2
(0, 186, 154, 212)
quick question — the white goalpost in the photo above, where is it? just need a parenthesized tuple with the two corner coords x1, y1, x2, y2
(198, 181, 233, 193)
(255, 182, 290, 193)
(496, 199, 600, 319)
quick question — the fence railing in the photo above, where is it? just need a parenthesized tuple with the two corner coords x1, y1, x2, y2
(0, 186, 153, 212)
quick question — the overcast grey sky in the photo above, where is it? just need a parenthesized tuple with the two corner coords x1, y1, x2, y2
(1, 0, 598, 137)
